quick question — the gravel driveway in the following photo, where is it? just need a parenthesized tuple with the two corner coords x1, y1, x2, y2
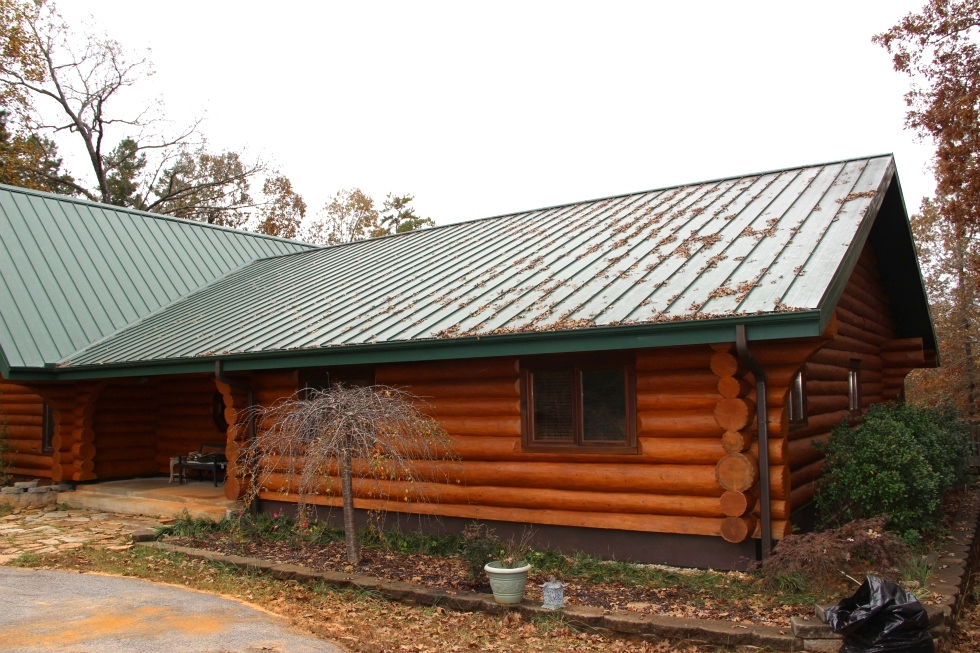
(0, 566, 345, 653)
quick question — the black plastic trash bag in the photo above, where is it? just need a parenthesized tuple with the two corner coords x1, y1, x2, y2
(825, 575, 934, 653)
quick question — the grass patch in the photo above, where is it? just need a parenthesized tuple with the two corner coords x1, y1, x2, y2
(159, 511, 821, 608)
(0, 503, 12, 518)
(9, 552, 41, 566)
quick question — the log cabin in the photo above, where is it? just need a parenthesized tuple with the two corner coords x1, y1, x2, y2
(0, 154, 937, 569)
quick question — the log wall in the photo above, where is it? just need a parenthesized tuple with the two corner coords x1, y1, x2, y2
(154, 374, 228, 473)
(0, 376, 51, 478)
(92, 380, 159, 478)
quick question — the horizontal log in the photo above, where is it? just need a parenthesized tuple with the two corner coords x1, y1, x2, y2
(72, 459, 95, 474)
(10, 466, 52, 479)
(881, 349, 925, 367)
(836, 292, 893, 331)
(716, 453, 758, 492)
(750, 337, 832, 366)
(94, 459, 158, 478)
(805, 362, 847, 382)
(5, 452, 53, 468)
(259, 458, 724, 496)
(752, 519, 792, 540)
(438, 416, 521, 437)
(881, 337, 923, 353)
(807, 395, 849, 415)
(376, 358, 519, 385)
(72, 471, 97, 482)
(0, 403, 44, 415)
(810, 349, 883, 372)
(637, 371, 719, 394)
(2, 415, 43, 427)
(834, 305, 890, 341)
(748, 436, 788, 466)
(93, 446, 153, 462)
(258, 491, 725, 537)
(637, 394, 719, 412)
(53, 449, 76, 466)
(841, 271, 892, 311)
(398, 379, 521, 399)
(51, 464, 65, 482)
(257, 474, 727, 518)
(787, 410, 851, 440)
(788, 434, 828, 469)
(789, 481, 816, 511)
(5, 439, 44, 454)
(635, 347, 713, 372)
(714, 398, 755, 431)
(449, 435, 725, 465)
(427, 398, 521, 417)
(765, 406, 789, 439)
(790, 459, 824, 489)
(820, 334, 881, 357)
(807, 380, 848, 396)
(721, 515, 756, 543)
(4, 425, 41, 438)
(638, 411, 724, 438)
(770, 464, 791, 501)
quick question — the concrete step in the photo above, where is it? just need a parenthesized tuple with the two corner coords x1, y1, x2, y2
(64, 490, 231, 521)
(64, 479, 235, 521)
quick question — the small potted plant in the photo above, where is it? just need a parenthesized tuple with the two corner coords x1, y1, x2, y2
(483, 529, 534, 604)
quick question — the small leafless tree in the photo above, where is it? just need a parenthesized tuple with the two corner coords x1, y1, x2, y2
(238, 385, 457, 564)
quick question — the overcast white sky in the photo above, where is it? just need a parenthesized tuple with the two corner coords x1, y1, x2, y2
(57, 0, 936, 226)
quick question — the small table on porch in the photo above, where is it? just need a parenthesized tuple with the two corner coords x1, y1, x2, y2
(176, 455, 227, 487)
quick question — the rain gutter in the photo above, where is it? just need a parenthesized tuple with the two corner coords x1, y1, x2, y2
(7, 310, 826, 381)
(735, 324, 772, 561)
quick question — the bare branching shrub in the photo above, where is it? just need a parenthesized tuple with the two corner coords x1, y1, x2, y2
(237, 385, 457, 564)
(756, 517, 909, 594)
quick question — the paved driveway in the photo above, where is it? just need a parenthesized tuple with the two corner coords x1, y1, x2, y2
(0, 567, 345, 653)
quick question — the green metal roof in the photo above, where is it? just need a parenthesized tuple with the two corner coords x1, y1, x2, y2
(0, 184, 316, 375)
(0, 155, 937, 380)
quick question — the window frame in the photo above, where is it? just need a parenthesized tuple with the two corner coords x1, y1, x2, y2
(788, 369, 808, 428)
(41, 403, 54, 454)
(520, 354, 637, 453)
(848, 359, 862, 414)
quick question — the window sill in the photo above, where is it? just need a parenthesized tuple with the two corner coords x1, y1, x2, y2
(521, 442, 639, 455)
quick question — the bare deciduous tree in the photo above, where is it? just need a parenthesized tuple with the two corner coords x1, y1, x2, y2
(237, 385, 457, 564)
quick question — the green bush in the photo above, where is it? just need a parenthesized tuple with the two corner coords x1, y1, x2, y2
(814, 402, 970, 540)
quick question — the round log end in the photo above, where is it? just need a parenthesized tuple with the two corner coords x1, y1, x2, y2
(721, 516, 756, 543)
(710, 352, 740, 378)
(720, 490, 754, 517)
(717, 376, 752, 399)
(721, 430, 754, 454)
(713, 397, 756, 432)
(715, 453, 759, 492)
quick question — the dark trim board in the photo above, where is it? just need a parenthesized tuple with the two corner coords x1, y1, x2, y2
(261, 500, 761, 571)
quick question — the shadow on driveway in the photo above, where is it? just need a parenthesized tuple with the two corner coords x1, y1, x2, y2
(0, 567, 345, 653)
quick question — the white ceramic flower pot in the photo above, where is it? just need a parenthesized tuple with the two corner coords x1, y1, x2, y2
(484, 561, 531, 604)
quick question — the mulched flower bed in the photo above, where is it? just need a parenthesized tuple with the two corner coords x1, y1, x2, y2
(164, 533, 807, 627)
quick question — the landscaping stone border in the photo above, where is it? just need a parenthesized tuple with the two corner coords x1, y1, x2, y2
(792, 485, 980, 652)
(137, 486, 980, 652)
(0, 487, 61, 510)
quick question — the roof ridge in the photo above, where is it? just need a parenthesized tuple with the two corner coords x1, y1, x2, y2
(0, 182, 319, 249)
(266, 154, 896, 259)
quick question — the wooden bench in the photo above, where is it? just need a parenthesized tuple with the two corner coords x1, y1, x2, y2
(175, 442, 228, 487)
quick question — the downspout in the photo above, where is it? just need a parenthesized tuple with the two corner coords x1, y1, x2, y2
(735, 324, 772, 560)
(215, 360, 255, 441)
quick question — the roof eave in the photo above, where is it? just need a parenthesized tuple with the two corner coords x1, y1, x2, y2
(4, 309, 826, 381)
